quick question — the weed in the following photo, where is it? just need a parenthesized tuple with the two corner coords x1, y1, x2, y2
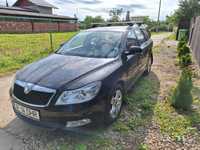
(154, 100, 192, 140)
(75, 144, 87, 150)
(113, 121, 130, 133)
(138, 143, 149, 150)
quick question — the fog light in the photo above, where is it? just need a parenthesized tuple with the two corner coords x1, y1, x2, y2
(66, 119, 91, 128)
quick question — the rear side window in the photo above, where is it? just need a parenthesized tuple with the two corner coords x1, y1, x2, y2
(134, 29, 145, 41)
(127, 30, 139, 48)
(127, 30, 137, 39)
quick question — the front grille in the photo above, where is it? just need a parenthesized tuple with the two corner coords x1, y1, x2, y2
(13, 81, 55, 106)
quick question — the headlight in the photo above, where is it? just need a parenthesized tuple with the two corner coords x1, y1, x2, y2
(55, 81, 102, 105)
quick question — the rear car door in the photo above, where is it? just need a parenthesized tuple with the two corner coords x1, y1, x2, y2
(134, 28, 152, 74)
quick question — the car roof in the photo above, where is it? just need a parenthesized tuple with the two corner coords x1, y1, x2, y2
(85, 26, 138, 32)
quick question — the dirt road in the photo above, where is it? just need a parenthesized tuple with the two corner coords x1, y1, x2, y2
(0, 33, 172, 150)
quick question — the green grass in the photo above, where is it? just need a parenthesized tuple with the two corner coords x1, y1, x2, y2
(113, 75, 160, 134)
(154, 100, 194, 141)
(151, 32, 169, 36)
(154, 84, 200, 142)
(0, 32, 77, 75)
(138, 143, 149, 150)
(167, 33, 176, 41)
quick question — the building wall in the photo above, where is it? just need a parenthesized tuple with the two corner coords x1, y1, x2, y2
(0, 20, 77, 33)
(59, 23, 78, 32)
(33, 22, 58, 32)
(0, 21, 32, 33)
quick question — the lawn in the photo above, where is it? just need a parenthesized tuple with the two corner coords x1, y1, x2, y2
(0, 32, 77, 76)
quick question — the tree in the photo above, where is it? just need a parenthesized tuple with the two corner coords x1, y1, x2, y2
(109, 8, 123, 22)
(166, 14, 177, 26)
(84, 16, 93, 28)
(175, 0, 200, 23)
(82, 16, 105, 29)
(125, 11, 130, 21)
(93, 16, 105, 23)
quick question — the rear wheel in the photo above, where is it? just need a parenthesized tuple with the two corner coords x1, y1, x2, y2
(144, 54, 153, 75)
(104, 85, 123, 125)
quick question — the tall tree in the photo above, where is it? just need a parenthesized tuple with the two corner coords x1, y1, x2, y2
(125, 11, 130, 21)
(83, 16, 105, 29)
(83, 16, 93, 28)
(109, 8, 123, 22)
(175, 0, 200, 22)
(93, 16, 105, 23)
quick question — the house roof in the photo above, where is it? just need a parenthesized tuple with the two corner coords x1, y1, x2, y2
(28, 0, 57, 8)
(0, 7, 77, 20)
(13, 0, 57, 9)
(0, 6, 35, 12)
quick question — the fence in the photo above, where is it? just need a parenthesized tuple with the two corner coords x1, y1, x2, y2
(189, 16, 200, 66)
(0, 32, 77, 73)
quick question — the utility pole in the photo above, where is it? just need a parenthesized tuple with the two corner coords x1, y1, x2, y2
(6, 0, 9, 7)
(156, 0, 162, 32)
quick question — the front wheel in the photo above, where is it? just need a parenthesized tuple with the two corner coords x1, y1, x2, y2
(104, 85, 123, 125)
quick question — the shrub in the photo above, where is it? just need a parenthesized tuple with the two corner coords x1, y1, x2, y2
(177, 42, 192, 67)
(178, 44, 190, 58)
(171, 69, 193, 111)
(177, 40, 186, 50)
(179, 54, 192, 67)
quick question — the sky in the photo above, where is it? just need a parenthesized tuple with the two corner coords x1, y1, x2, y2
(1, 0, 179, 21)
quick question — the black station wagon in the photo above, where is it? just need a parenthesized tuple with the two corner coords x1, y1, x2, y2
(10, 24, 153, 128)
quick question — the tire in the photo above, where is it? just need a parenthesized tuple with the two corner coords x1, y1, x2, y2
(144, 53, 153, 76)
(104, 84, 124, 125)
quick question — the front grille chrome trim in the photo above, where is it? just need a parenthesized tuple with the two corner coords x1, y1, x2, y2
(15, 80, 56, 93)
(12, 80, 56, 108)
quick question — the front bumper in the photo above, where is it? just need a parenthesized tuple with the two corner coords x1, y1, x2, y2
(11, 96, 106, 129)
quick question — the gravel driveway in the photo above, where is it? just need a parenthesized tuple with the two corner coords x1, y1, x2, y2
(0, 33, 172, 150)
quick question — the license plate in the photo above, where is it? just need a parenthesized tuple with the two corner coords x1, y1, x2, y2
(14, 103, 40, 121)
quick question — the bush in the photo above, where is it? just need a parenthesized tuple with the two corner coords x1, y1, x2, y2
(177, 41, 192, 67)
(178, 44, 190, 58)
(179, 54, 192, 67)
(171, 69, 193, 111)
(177, 41, 186, 53)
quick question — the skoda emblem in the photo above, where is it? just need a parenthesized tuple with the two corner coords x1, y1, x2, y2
(24, 83, 33, 94)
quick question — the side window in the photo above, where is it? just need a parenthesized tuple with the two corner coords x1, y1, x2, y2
(134, 29, 145, 42)
(127, 30, 137, 39)
(127, 30, 139, 48)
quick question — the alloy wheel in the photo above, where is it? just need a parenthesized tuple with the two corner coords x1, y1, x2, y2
(147, 57, 152, 73)
(109, 89, 123, 119)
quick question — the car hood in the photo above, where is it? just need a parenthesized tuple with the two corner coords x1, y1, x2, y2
(16, 54, 115, 89)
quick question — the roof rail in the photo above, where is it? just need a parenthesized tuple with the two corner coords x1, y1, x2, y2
(91, 21, 144, 28)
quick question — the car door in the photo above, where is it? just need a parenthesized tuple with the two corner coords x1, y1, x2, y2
(134, 28, 151, 74)
(123, 29, 140, 89)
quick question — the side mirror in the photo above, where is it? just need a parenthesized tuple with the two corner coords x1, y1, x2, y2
(60, 42, 65, 47)
(128, 45, 142, 54)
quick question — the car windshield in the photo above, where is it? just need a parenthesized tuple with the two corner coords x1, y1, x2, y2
(57, 31, 123, 58)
